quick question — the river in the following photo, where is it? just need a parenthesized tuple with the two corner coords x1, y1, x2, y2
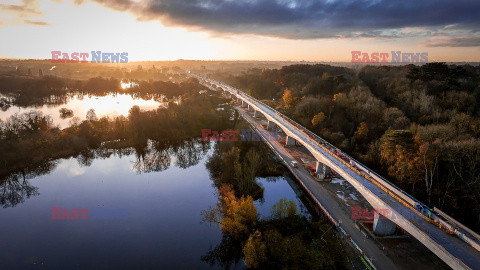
(0, 140, 308, 269)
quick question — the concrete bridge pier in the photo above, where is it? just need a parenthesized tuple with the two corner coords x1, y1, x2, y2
(267, 120, 276, 130)
(242, 100, 248, 108)
(254, 110, 261, 118)
(373, 215, 397, 236)
(315, 161, 331, 179)
(248, 105, 254, 112)
(286, 135, 297, 146)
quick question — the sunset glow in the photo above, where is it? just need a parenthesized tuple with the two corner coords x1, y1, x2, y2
(2, 1, 480, 269)
(0, 0, 479, 61)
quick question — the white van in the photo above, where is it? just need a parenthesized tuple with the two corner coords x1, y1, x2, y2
(291, 160, 298, 168)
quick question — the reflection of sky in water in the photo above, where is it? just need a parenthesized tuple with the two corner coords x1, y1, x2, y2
(255, 176, 309, 220)
(0, 148, 306, 269)
(0, 93, 164, 129)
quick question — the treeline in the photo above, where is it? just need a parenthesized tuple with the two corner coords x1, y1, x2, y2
(0, 74, 201, 107)
(209, 63, 480, 231)
(0, 91, 230, 176)
(0, 61, 186, 82)
(210, 64, 355, 100)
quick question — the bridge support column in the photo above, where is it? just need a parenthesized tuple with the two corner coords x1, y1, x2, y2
(267, 120, 275, 130)
(254, 110, 261, 117)
(248, 105, 254, 112)
(315, 161, 331, 179)
(373, 215, 397, 236)
(286, 136, 296, 146)
(242, 100, 248, 108)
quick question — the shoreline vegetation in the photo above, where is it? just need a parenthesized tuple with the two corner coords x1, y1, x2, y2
(203, 130, 348, 269)
(0, 77, 230, 176)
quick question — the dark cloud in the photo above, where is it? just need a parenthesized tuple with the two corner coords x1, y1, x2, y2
(79, 0, 480, 41)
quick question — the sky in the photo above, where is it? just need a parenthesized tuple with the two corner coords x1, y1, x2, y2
(0, 0, 479, 61)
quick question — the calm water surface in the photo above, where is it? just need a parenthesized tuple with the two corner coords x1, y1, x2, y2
(0, 142, 307, 269)
(0, 93, 164, 128)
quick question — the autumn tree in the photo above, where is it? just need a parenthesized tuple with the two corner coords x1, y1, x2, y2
(354, 122, 368, 137)
(211, 184, 258, 240)
(282, 89, 296, 108)
(311, 112, 325, 126)
(243, 231, 266, 268)
(380, 129, 415, 162)
(418, 141, 440, 204)
(85, 108, 97, 121)
(321, 72, 329, 80)
(380, 129, 419, 190)
(271, 198, 297, 219)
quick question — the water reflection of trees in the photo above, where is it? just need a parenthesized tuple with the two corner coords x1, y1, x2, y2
(132, 143, 171, 174)
(76, 149, 96, 167)
(132, 138, 210, 174)
(0, 161, 57, 208)
(73, 138, 211, 174)
(201, 235, 243, 269)
(206, 139, 287, 201)
(0, 137, 211, 208)
(173, 139, 210, 169)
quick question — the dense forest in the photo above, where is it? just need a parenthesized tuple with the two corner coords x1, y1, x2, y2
(209, 63, 480, 231)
